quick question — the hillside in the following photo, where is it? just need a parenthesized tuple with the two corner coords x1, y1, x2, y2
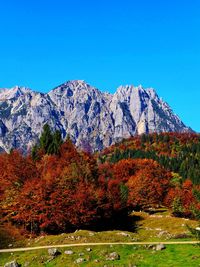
(1, 130, 200, 239)
(100, 132, 200, 184)
(1, 131, 200, 266)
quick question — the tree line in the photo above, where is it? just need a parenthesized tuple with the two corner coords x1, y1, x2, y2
(0, 128, 200, 237)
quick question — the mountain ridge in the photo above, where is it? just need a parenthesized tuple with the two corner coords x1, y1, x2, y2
(0, 80, 192, 153)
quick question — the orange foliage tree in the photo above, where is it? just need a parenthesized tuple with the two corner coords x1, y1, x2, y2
(112, 158, 172, 210)
(165, 179, 200, 218)
(2, 140, 103, 233)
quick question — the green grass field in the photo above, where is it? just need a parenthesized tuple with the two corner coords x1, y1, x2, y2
(1, 244, 200, 267)
(1, 211, 199, 266)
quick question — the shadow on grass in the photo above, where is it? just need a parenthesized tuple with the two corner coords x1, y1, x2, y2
(82, 212, 143, 233)
(146, 208, 168, 215)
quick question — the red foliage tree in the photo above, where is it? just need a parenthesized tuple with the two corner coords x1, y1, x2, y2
(125, 159, 172, 209)
(164, 179, 200, 218)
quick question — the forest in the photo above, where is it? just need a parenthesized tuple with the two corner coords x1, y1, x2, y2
(1, 126, 200, 237)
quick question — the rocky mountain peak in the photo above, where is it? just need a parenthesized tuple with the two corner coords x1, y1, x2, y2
(0, 86, 33, 100)
(0, 80, 191, 153)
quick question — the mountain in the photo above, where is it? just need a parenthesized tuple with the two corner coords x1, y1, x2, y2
(0, 80, 191, 152)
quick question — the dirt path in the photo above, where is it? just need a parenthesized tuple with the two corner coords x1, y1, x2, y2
(0, 241, 199, 253)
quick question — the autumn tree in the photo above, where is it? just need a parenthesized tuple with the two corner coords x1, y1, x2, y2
(165, 179, 200, 218)
(125, 159, 172, 210)
(0, 150, 38, 230)
(5, 140, 101, 233)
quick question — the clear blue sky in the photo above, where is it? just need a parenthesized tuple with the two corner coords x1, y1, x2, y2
(0, 0, 199, 132)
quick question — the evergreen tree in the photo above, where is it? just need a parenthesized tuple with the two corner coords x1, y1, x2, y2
(31, 144, 39, 161)
(31, 124, 63, 158)
(39, 124, 53, 153)
(48, 130, 63, 155)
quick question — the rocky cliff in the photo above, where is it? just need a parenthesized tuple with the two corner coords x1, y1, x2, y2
(0, 80, 191, 152)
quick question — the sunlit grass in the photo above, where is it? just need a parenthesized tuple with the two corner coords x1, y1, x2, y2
(1, 244, 200, 267)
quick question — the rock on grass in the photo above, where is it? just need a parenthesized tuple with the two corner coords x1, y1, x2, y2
(4, 261, 19, 267)
(64, 250, 74, 255)
(48, 248, 61, 256)
(156, 244, 166, 251)
(106, 252, 120, 260)
(74, 258, 86, 264)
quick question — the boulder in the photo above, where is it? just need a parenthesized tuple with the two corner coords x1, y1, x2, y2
(156, 244, 166, 251)
(74, 258, 85, 264)
(117, 232, 130, 237)
(106, 252, 120, 260)
(64, 250, 74, 255)
(47, 248, 60, 256)
(4, 261, 19, 267)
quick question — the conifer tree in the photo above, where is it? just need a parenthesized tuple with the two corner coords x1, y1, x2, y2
(39, 124, 53, 153)
(48, 130, 63, 155)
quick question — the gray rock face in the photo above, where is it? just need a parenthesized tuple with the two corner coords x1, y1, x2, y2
(0, 80, 191, 153)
